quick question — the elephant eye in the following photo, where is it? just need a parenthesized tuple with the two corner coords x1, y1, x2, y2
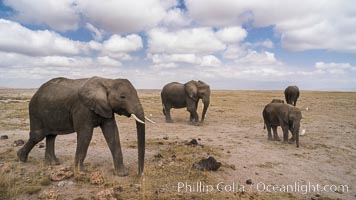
(120, 95, 126, 99)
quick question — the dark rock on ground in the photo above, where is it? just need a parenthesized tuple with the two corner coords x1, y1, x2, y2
(39, 142, 45, 148)
(14, 139, 25, 146)
(154, 153, 163, 159)
(186, 139, 199, 146)
(0, 135, 8, 140)
(246, 179, 253, 185)
(193, 156, 221, 171)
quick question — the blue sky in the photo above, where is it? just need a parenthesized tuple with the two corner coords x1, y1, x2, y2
(0, 0, 355, 90)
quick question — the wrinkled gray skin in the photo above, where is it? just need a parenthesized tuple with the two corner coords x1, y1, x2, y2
(262, 103, 302, 147)
(161, 80, 210, 125)
(271, 99, 284, 103)
(17, 76, 146, 176)
(284, 86, 300, 106)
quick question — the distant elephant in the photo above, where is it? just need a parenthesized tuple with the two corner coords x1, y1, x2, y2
(17, 76, 152, 176)
(271, 99, 284, 103)
(284, 86, 300, 106)
(161, 80, 210, 125)
(262, 103, 302, 147)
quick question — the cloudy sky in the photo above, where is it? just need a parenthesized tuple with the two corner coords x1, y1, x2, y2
(0, 0, 355, 90)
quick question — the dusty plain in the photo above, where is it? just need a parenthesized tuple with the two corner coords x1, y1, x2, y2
(0, 89, 355, 199)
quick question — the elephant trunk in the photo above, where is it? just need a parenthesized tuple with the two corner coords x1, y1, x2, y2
(201, 99, 210, 122)
(134, 106, 145, 176)
(294, 122, 300, 148)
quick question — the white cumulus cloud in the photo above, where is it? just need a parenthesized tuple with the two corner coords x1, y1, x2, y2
(147, 27, 227, 54)
(4, 0, 79, 32)
(0, 19, 82, 56)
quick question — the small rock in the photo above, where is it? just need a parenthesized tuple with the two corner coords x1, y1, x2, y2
(158, 142, 164, 145)
(0, 135, 8, 140)
(246, 179, 253, 185)
(95, 188, 116, 200)
(186, 139, 199, 146)
(193, 156, 221, 171)
(315, 193, 321, 197)
(311, 197, 317, 200)
(255, 172, 259, 175)
(38, 142, 45, 148)
(50, 167, 74, 181)
(154, 153, 163, 159)
(57, 181, 66, 187)
(227, 150, 231, 154)
(229, 164, 236, 170)
(90, 171, 105, 185)
(38, 189, 59, 200)
(13, 139, 25, 146)
(163, 136, 169, 140)
(197, 138, 201, 141)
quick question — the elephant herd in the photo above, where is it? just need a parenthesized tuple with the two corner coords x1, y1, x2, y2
(17, 76, 302, 177)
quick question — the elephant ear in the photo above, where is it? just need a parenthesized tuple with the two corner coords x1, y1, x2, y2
(78, 77, 113, 118)
(185, 80, 198, 101)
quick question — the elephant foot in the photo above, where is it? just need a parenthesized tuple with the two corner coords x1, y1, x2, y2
(115, 166, 129, 177)
(274, 137, 281, 141)
(267, 136, 273, 140)
(17, 149, 28, 162)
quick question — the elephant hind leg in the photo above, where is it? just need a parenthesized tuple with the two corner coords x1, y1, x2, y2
(17, 130, 46, 162)
(164, 105, 173, 123)
(45, 135, 60, 165)
(266, 124, 273, 140)
(272, 126, 281, 141)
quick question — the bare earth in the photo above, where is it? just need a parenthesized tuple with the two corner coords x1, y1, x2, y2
(0, 89, 355, 199)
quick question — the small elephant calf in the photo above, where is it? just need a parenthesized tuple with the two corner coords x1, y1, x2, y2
(262, 103, 302, 147)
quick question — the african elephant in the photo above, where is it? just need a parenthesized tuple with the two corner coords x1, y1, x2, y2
(161, 80, 210, 125)
(17, 76, 151, 176)
(271, 99, 284, 103)
(262, 103, 302, 147)
(284, 86, 300, 106)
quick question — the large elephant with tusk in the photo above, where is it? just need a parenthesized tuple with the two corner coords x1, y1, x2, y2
(17, 76, 154, 176)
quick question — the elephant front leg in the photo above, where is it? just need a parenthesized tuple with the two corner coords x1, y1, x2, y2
(281, 125, 289, 143)
(100, 119, 128, 176)
(188, 110, 200, 125)
(45, 135, 60, 165)
(74, 128, 93, 172)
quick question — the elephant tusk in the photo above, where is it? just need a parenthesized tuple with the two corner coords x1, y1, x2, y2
(132, 114, 145, 124)
(145, 116, 156, 124)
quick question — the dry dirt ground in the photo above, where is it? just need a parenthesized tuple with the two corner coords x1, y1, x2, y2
(0, 89, 355, 200)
